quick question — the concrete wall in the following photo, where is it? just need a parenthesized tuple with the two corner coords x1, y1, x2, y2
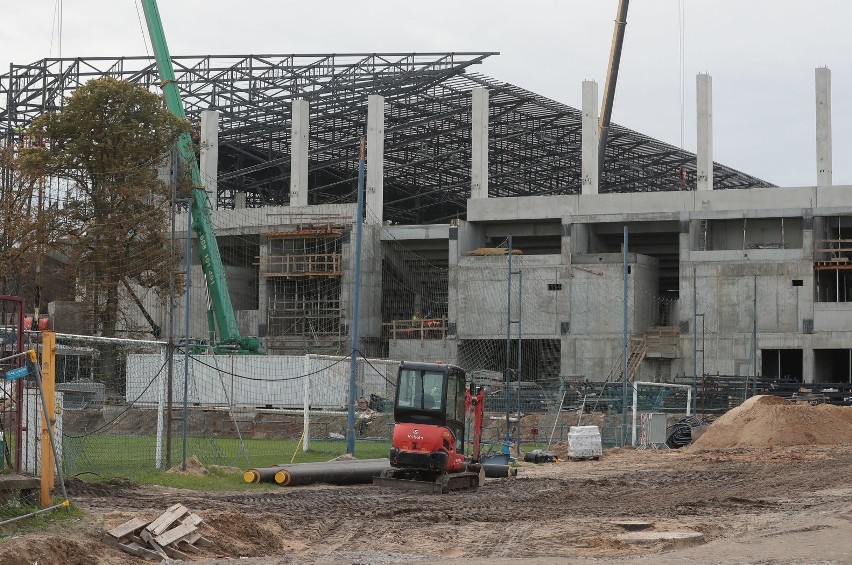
(678, 257, 814, 379)
(466, 185, 852, 223)
(454, 254, 565, 340)
(814, 303, 852, 332)
(341, 224, 383, 339)
(100, 182, 852, 383)
(389, 339, 458, 366)
(561, 253, 658, 380)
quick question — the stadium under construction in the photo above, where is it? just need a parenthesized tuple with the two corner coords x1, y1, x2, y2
(2, 53, 850, 387)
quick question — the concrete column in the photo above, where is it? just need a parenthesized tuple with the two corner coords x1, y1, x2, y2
(802, 345, 815, 384)
(290, 99, 310, 207)
(199, 109, 219, 206)
(560, 217, 572, 266)
(258, 235, 269, 341)
(471, 88, 489, 199)
(815, 67, 832, 187)
(696, 74, 713, 191)
(581, 81, 599, 195)
(448, 223, 459, 337)
(366, 95, 385, 224)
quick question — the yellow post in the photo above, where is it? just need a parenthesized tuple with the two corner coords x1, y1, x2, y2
(39, 332, 56, 507)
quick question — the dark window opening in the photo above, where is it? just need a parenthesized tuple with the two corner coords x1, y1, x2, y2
(814, 349, 852, 384)
(761, 349, 803, 382)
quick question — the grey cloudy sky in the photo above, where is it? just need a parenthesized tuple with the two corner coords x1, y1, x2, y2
(3, 1, 851, 187)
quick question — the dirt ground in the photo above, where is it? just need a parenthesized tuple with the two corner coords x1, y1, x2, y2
(1, 444, 852, 565)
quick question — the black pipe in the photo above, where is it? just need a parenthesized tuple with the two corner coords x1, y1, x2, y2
(483, 464, 517, 478)
(666, 416, 705, 449)
(274, 459, 391, 486)
(245, 458, 390, 484)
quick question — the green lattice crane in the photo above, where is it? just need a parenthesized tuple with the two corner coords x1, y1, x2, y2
(141, 0, 261, 353)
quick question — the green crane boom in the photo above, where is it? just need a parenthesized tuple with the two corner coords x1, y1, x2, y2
(141, 0, 260, 353)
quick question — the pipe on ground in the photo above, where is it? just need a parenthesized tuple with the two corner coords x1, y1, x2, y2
(274, 459, 391, 486)
(483, 464, 517, 478)
(244, 458, 389, 484)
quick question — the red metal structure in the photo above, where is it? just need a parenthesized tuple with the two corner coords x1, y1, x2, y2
(375, 361, 486, 493)
(0, 296, 25, 472)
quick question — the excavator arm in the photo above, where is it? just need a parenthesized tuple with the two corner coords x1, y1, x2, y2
(141, 0, 259, 353)
(465, 385, 486, 463)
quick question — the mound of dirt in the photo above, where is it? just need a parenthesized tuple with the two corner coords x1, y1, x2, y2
(166, 454, 208, 475)
(689, 395, 852, 450)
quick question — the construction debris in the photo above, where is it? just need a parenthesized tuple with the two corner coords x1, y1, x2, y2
(523, 450, 559, 463)
(567, 425, 603, 460)
(468, 247, 524, 256)
(103, 504, 212, 561)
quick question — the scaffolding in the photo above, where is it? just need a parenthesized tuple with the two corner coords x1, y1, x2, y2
(815, 216, 852, 302)
(261, 215, 350, 354)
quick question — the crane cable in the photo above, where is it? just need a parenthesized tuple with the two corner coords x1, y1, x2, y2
(48, 0, 63, 59)
(679, 0, 685, 149)
(134, 0, 152, 57)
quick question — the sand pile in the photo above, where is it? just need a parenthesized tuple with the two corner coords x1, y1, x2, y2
(689, 395, 852, 450)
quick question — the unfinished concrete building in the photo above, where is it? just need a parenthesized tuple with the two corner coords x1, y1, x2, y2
(2, 54, 847, 384)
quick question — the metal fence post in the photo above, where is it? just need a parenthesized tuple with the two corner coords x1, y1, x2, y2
(303, 354, 310, 452)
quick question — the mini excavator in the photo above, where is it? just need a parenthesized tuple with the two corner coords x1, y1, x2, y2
(374, 361, 485, 494)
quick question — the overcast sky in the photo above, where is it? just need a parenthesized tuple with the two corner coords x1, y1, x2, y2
(2, 1, 851, 187)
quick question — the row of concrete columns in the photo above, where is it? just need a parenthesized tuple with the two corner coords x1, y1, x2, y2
(581, 69, 832, 194)
(196, 67, 835, 211)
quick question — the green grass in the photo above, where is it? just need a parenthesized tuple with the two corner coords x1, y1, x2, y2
(61, 434, 391, 488)
(0, 500, 84, 538)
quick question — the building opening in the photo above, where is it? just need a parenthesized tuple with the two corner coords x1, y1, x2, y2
(760, 349, 803, 382)
(814, 349, 852, 383)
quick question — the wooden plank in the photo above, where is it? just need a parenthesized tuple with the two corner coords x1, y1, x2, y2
(144, 503, 182, 533)
(148, 503, 189, 536)
(107, 517, 149, 539)
(162, 544, 189, 560)
(123, 542, 162, 562)
(194, 535, 214, 548)
(182, 512, 204, 527)
(184, 530, 202, 544)
(139, 529, 170, 559)
(129, 534, 146, 546)
(102, 533, 160, 562)
(177, 540, 200, 553)
(154, 521, 198, 547)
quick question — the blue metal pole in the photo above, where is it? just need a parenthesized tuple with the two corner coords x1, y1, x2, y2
(515, 271, 523, 457)
(621, 225, 629, 447)
(347, 138, 367, 455)
(182, 204, 192, 471)
(504, 234, 513, 453)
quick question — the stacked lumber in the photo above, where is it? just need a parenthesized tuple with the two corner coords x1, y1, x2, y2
(468, 247, 524, 256)
(103, 503, 211, 561)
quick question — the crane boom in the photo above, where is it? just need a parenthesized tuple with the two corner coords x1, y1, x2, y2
(141, 0, 259, 353)
(598, 0, 630, 178)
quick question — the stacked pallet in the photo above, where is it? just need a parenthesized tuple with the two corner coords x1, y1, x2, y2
(103, 503, 211, 561)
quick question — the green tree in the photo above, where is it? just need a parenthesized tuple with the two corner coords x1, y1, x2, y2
(28, 77, 190, 342)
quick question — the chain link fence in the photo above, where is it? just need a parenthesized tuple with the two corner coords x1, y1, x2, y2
(50, 333, 401, 478)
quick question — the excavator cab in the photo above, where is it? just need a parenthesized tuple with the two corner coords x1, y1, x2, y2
(374, 361, 485, 494)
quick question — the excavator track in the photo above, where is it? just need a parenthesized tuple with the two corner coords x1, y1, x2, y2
(373, 466, 483, 494)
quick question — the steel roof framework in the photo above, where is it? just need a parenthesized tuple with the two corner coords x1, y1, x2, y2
(0, 52, 773, 224)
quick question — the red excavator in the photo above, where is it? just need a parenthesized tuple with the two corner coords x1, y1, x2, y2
(374, 361, 485, 493)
